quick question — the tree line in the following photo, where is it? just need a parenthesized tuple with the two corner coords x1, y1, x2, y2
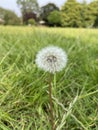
(0, 0, 98, 28)
(0, 7, 21, 25)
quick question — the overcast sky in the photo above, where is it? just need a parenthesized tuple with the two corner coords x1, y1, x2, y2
(0, 0, 92, 16)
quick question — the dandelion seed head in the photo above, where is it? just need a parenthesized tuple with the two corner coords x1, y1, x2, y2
(35, 46, 67, 73)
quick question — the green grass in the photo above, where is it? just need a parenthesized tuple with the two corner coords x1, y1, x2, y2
(0, 26, 98, 130)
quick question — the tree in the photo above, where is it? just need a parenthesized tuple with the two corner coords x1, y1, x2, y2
(23, 12, 37, 24)
(0, 7, 20, 25)
(89, 1, 98, 27)
(40, 3, 59, 24)
(61, 0, 98, 28)
(79, 1, 98, 28)
(79, 2, 94, 28)
(61, 0, 83, 27)
(17, 0, 39, 24)
(47, 10, 61, 26)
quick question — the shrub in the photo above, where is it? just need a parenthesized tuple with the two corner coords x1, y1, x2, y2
(28, 18, 36, 26)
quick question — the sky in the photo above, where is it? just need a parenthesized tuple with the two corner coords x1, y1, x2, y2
(0, 0, 92, 16)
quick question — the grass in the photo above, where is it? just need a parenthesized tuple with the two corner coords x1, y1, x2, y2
(0, 26, 98, 130)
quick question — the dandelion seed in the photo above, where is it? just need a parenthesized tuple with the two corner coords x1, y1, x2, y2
(35, 46, 67, 73)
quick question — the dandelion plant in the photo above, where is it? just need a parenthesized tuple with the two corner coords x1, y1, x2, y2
(36, 46, 67, 130)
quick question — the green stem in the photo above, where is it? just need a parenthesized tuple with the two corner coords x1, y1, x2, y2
(49, 73, 55, 130)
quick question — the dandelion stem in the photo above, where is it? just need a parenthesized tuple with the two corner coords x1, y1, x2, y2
(49, 73, 55, 130)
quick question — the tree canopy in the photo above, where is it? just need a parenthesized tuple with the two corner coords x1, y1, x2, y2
(17, 0, 39, 24)
(40, 3, 59, 23)
(47, 10, 61, 26)
(61, 0, 98, 28)
(61, 0, 83, 27)
(0, 7, 20, 25)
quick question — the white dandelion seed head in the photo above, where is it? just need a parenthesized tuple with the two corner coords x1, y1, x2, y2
(35, 46, 67, 73)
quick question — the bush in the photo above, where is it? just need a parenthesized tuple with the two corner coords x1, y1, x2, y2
(28, 18, 36, 26)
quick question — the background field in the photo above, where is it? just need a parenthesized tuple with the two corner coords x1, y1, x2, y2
(0, 26, 98, 130)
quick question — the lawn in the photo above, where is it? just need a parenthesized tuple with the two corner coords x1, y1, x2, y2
(0, 26, 98, 130)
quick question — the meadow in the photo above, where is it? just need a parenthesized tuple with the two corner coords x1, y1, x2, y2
(0, 26, 98, 130)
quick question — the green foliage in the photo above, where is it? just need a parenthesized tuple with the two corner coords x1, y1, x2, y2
(17, 0, 39, 13)
(40, 3, 59, 23)
(28, 18, 36, 25)
(89, 1, 98, 27)
(0, 7, 21, 25)
(47, 10, 61, 26)
(17, 0, 39, 24)
(61, 0, 98, 28)
(0, 26, 98, 129)
(61, 0, 83, 27)
(4, 10, 21, 25)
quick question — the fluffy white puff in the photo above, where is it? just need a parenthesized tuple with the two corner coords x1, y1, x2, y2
(35, 46, 67, 73)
